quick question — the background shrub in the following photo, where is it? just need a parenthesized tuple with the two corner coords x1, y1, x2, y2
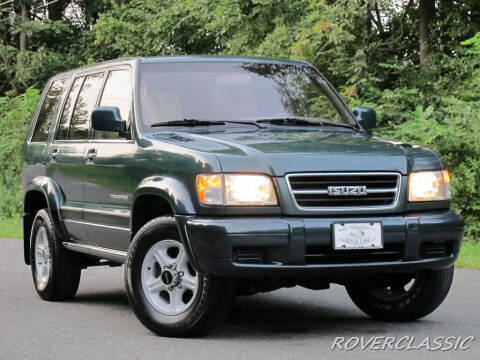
(0, 89, 40, 219)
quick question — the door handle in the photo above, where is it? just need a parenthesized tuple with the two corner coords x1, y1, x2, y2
(51, 148, 59, 161)
(86, 148, 97, 164)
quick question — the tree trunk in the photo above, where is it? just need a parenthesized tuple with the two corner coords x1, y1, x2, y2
(419, 0, 435, 64)
(19, 1, 27, 54)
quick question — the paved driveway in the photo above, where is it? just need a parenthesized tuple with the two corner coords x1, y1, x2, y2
(1, 238, 478, 360)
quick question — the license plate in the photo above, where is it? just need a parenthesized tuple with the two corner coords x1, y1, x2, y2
(332, 222, 383, 250)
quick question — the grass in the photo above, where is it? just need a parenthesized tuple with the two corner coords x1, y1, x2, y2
(0, 217, 478, 269)
(456, 240, 480, 269)
(0, 218, 22, 239)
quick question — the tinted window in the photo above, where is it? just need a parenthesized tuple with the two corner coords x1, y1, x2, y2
(138, 62, 348, 130)
(31, 79, 66, 142)
(57, 77, 83, 140)
(95, 70, 131, 139)
(69, 72, 104, 140)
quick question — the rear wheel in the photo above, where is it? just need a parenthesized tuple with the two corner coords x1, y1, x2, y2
(30, 209, 81, 300)
(125, 216, 235, 337)
(346, 267, 454, 322)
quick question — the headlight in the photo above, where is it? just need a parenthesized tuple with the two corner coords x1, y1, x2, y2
(196, 173, 278, 206)
(408, 170, 451, 202)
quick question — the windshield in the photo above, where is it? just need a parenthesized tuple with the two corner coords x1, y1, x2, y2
(138, 62, 354, 128)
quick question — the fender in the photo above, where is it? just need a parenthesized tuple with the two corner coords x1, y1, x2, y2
(133, 176, 200, 269)
(134, 175, 196, 215)
(23, 176, 68, 264)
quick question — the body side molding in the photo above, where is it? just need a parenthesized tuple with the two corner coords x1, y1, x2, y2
(63, 242, 127, 263)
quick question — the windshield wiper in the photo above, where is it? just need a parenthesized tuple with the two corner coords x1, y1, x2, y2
(256, 117, 321, 126)
(256, 117, 358, 130)
(315, 120, 359, 130)
(151, 119, 225, 127)
(222, 120, 264, 128)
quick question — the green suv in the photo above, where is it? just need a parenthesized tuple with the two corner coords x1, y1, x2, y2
(21, 56, 463, 337)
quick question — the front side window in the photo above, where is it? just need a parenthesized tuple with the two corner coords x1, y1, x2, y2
(95, 70, 132, 139)
(69, 72, 104, 140)
(56, 77, 83, 140)
(31, 79, 66, 142)
(138, 62, 352, 130)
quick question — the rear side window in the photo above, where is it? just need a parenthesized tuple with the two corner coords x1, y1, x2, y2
(95, 70, 132, 139)
(56, 77, 84, 140)
(69, 72, 104, 140)
(31, 79, 66, 142)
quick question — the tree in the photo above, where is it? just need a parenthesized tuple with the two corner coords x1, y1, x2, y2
(418, 0, 435, 64)
(0, 0, 110, 96)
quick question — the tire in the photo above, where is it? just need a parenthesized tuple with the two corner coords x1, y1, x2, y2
(30, 209, 81, 301)
(346, 267, 454, 322)
(125, 216, 235, 337)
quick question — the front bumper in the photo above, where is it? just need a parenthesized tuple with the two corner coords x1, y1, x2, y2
(176, 210, 463, 278)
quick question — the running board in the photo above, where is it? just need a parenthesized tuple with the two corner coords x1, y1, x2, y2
(63, 242, 127, 264)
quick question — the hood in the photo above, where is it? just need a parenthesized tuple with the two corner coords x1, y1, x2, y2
(148, 127, 443, 176)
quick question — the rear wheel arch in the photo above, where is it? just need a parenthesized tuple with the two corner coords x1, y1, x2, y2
(23, 190, 49, 265)
(23, 177, 67, 264)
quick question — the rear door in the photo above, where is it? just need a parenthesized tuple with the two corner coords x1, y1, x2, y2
(48, 71, 105, 242)
(83, 67, 135, 251)
(24, 77, 67, 177)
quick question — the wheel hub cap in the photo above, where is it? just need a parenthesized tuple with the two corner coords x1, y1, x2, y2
(161, 263, 185, 291)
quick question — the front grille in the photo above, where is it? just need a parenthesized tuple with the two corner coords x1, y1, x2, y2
(305, 243, 404, 264)
(286, 172, 401, 211)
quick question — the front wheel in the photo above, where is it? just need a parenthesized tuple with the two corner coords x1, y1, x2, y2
(125, 217, 235, 337)
(346, 267, 454, 322)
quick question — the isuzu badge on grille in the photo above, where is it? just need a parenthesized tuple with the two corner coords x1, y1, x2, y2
(328, 185, 367, 196)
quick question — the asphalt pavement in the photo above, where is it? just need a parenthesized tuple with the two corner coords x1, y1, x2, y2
(1, 238, 478, 360)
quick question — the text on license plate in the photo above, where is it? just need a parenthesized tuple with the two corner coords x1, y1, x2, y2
(333, 222, 383, 250)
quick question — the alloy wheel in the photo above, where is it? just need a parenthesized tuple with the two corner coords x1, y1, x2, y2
(140, 240, 199, 316)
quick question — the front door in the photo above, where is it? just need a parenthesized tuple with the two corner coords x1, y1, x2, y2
(83, 68, 135, 251)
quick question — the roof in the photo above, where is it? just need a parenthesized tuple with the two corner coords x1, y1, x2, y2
(51, 55, 309, 79)
(139, 55, 308, 66)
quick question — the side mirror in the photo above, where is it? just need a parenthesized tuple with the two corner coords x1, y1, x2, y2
(353, 107, 376, 130)
(92, 106, 127, 133)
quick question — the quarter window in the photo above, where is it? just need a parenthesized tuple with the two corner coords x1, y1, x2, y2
(31, 79, 66, 142)
(69, 72, 104, 140)
(95, 70, 132, 139)
(56, 77, 83, 140)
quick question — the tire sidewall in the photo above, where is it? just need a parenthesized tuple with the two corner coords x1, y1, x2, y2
(347, 267, 454, 321)
(30, 209, 59, 298)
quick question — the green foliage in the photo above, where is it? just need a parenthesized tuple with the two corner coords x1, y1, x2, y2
(0, 88, 40, 218)
(0, 1, 479, 241)
(462, 32, 480, 55)
(379, 52, 480, 240)
(94, 0, 222, 56)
